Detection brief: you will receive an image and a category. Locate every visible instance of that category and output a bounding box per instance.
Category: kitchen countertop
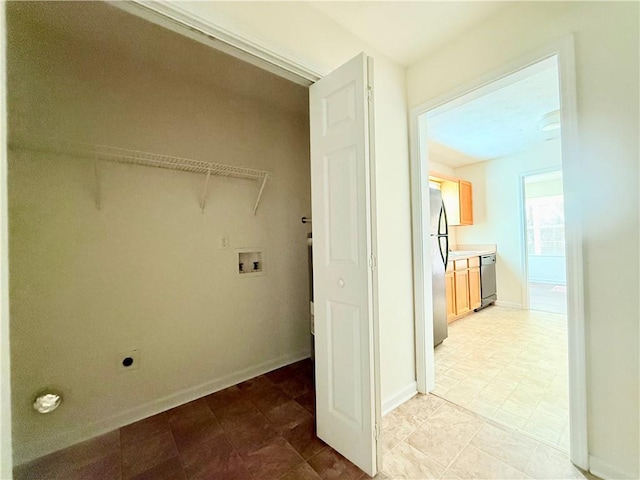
[448,249,496,261]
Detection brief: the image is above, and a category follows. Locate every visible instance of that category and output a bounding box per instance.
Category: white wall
[454,140,562,308]
[1,2,15,477]
[8,13,311,464]
[408,2,639,477]
[428,161,455,177]
[370,56,416,410]
[173,2,417,408]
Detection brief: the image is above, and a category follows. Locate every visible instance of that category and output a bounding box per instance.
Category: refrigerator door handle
[437,234,449,268]
[444,235,449,268]
[437,200,450,267]
[438,236,446,266]
[439,201,449,236]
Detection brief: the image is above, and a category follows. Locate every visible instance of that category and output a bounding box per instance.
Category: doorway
[523,170,567,314]
[424,56,572,452]
[409,41,588,469]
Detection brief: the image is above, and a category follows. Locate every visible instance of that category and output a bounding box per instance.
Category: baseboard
[589,454,638,480]
[14,350,310,466]
[382,381,418,416]
[494,300,523,309]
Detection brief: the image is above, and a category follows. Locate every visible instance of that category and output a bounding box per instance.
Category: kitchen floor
[433,306,570,451]
[14,359,372,480]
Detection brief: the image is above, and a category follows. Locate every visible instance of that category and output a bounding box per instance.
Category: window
[526,195,565,256]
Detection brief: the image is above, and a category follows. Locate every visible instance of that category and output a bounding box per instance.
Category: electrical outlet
[220,234,229,250]
[118,350,139,372]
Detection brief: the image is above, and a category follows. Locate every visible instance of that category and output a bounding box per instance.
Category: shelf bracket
[252,174,268,216]
[200,168,212,212]
[94,155,102,210]
[12,140,271,215]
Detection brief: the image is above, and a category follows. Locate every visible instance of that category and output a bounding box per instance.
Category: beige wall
[427,160,455,178]
[453,140,562,308]
[8,13,311,464]
[408,2,639,477]
[1,2,15,477]
[173,2,418,409]
[370,58,416,410]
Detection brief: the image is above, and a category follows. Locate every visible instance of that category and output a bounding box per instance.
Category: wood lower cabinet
[454,269,470,316]
[468,266,481,310]
[445,271,456,321]
[446,255,482,322]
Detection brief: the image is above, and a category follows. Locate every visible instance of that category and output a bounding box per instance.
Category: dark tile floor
[14,359,373,480]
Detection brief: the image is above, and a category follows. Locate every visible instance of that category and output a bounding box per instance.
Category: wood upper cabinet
[428,173,473,226]
[458,180,473,225]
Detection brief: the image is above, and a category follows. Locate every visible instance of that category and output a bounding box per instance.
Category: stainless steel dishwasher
[476,253,497,311]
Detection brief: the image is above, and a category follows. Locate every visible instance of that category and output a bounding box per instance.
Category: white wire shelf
[10,140,270,215]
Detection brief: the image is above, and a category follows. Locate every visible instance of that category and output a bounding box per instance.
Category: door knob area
[337,278,345,288]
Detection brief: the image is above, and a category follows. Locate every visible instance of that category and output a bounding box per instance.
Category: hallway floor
[434,306,570,451]
[381,393,594,479]
[14,359,371,480]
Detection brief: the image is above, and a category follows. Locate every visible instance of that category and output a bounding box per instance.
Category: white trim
[409,35,588,470]
[409,108,435,394]
[555,36,589,472]
[365,56,383,474]
[0,2,14,477]
[494,301,524,310]
[13,351,310,466]
[589,455,636,480]
[518,165,564,312]
[110,1,323,86]
[381,382,418,416]
[518,171,529,311]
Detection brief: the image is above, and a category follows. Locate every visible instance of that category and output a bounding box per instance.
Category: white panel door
[309,53,378,475]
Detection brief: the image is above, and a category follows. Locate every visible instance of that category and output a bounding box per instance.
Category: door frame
[113,1,322,86]
[408,35,588,470]
[518,166,565,312]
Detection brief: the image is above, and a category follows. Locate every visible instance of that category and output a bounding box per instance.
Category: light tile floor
[529,282,567,315]
[433,306,570,451]
[381,394,595,480]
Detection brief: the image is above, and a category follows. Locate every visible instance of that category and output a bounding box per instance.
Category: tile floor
[381,394,595,479]
[434,306,570,451]
[528,282,567,315]
[14,359,373,480]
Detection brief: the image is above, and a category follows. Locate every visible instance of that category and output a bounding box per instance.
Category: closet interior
[8,1,317,473]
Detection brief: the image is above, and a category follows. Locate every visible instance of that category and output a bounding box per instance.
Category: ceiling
[427,57,561,164]
[309,1,510,66]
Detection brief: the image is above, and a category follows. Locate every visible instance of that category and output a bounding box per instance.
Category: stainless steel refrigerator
[430,188,449,346]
